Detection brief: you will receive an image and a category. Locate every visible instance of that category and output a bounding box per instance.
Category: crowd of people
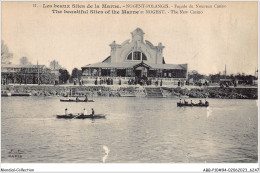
[94,77,114,85]
[74,77,194,87]
[71,77,210,87]
[73,79,84,86]
[127,76,163,86]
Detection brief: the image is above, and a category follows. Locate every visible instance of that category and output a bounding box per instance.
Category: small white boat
[1,92,11,96]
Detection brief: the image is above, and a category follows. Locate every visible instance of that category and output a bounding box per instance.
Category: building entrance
[135,70,142,78]
[135,66,148,78]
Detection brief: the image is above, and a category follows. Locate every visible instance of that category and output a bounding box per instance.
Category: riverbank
[161,87,257,99]
[1,84,258,99]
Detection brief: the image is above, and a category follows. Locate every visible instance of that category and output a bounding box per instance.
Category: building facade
[1,64,56,85]
[81,28,187,84]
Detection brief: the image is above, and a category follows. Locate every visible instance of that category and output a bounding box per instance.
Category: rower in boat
[83,108,87,116]
[177,99,209,107]
[65,108,68,116]
[91,108,95,117]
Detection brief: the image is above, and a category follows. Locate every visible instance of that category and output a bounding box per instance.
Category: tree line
[1,40,82,84]
[188,70,257,85]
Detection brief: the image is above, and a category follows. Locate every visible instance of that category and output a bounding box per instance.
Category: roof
[82,61,187,70]
[147,63,187,70]
[102,56,111,63]
[82,62,137,69]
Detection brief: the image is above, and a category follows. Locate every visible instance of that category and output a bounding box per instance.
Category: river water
[1,97,258,163]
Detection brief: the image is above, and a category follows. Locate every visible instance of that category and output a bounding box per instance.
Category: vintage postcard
[1,0,259,172]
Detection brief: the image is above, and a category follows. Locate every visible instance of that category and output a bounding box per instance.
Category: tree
[71,68,82,80]
[188,71,204,82]
[49,60,62,70]
[59,69,70,84]
[19,57,32,66]
[209,73,221,83]
[1,40,13,65]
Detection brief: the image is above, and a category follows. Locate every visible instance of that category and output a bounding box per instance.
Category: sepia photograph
[1,0,259,172]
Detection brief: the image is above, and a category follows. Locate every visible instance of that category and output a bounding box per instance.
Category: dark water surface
[1,97,258,163]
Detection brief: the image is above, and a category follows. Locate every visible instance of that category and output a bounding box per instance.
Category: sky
[2,1,258,75]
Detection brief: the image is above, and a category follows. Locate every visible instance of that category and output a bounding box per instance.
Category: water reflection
[1,97,258,163]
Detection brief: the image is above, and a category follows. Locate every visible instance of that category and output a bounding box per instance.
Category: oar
[72,114,82,119]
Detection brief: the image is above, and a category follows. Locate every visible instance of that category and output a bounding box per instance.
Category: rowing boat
[120,94,136,97]
[177,102,209,107]
[56,114,106,119]
[11,93,32,96]
[1,92,31,96]
[60,99,94,102]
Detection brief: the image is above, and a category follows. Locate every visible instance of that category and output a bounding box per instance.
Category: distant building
[1,64,56,84]
[81,28,187,84]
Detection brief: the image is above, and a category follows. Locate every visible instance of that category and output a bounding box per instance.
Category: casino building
[81,28,187,84]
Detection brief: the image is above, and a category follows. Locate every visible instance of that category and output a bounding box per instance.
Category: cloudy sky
[2,1,258,75]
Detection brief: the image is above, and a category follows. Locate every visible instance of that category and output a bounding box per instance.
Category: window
[127,51,147,61]
[127,53,132,60]
[142,53,147,60]
[133,52,141,60]
[117,69,126,77]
